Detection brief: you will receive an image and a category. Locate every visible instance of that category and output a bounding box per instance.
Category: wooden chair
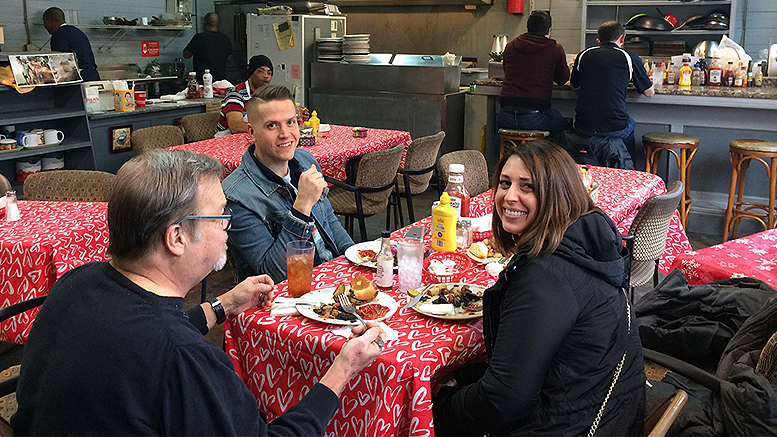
[437,150,490,198]
[23,170,115,202]
[0,174,10,195]
[392,131,445,227]
[180,112,220,143]
[643,132,699,229]
[326,145,405,242]
[644,389,688,437]
[131,125,184,154]
[626,181,683,301]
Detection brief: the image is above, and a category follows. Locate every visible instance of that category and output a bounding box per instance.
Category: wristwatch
[210,299,226,325]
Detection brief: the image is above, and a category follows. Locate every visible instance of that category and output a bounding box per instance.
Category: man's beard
[213,250,228,271]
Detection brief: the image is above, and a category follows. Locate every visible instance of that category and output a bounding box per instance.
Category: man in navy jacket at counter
[42,7,100,81]
[571,20,654,162]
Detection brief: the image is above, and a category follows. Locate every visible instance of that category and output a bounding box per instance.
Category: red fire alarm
[507,0,524,14]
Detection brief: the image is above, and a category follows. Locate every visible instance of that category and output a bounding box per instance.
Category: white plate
[344,241,397,269]
[296,287,398,325]
[320,124,330,132]
[411,283,485,320]
[466,247,500,265]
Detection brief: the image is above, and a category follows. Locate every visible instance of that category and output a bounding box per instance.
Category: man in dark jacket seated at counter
[570,20,654,168]
[10,149,384,435]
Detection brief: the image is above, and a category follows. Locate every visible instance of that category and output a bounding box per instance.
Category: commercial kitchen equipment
[247,13,346,106]
[310,54,465,155]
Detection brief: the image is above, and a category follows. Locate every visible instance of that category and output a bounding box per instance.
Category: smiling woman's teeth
[504,209,525,217]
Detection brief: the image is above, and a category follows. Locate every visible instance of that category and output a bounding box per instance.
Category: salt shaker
[5,191,20,223]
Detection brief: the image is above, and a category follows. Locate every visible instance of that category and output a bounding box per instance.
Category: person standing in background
[42,7,100,81]
[495,9,571,153]
[571,21,654,163]
[183,12,232,83]
[214,54,273,137]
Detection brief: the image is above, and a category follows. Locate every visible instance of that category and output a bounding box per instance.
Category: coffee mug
[43,129,65,145]
[30,129,44,145]
[22,133,39,147]
[0,134,5,140]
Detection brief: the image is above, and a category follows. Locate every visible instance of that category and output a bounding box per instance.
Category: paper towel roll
[769,44,777,77]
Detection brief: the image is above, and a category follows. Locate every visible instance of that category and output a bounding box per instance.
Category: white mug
[30,129,45,145]
[43,129,65,145]
[0,134,5,140]
[22,133,39,147]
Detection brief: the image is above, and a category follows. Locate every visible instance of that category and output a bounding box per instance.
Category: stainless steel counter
[88,98,222,120]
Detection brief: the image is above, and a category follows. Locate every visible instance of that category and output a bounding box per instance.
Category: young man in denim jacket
[222,85,353,282]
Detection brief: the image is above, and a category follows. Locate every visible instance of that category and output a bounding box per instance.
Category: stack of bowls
[343,34,371,64]
[317,38,344,63]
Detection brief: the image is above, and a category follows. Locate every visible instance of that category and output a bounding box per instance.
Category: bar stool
[643,132,699,229]
[498,129,549,159]
[723,139,777,242]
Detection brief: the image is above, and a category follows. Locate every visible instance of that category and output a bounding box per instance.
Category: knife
[401,285,428,310]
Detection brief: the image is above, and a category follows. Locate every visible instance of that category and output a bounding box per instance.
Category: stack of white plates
[343,34,370,64]
[317,38,343,63]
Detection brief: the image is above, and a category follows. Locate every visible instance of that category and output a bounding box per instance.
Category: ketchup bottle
[445,164,470,218]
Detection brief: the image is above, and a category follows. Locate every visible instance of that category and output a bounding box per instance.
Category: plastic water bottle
[202,69,213,98]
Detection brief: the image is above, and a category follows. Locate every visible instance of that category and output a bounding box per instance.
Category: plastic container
[678,62,692,89]
[203,69,213,98]
[708,57,722,86]
[41,153,65,171]
[16,157,41,183]
[423,251,471,283]
[445,164,470,218]
[397,239,423,294]
[308,110,321,140]
[431,192,457,252]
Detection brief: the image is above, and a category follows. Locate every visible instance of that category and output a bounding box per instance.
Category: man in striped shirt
[215,55,273,137]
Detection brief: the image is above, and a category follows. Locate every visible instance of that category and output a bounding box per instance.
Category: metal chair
[131,125,184,154]
[23,170,115,202]
[326,145,405,242]
[180,111,220,143]
[437,150,490,198]
[391,131,445,227]
[627,181,684,301]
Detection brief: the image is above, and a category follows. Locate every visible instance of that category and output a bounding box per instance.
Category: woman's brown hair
[490,140,594,258]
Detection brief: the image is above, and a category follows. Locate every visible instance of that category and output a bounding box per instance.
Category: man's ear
[246,122,256,143]
[618,34,626,45]
[164,224,187,256]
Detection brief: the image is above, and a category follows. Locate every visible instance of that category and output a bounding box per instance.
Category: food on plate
[312,301,390,322]
[427,258,459,275]
[419,284,483,312]
[407,288,421,298]
[469,238,505,261]
[357,249,376,262]
[350,275,378,301]
[418,303,455,315]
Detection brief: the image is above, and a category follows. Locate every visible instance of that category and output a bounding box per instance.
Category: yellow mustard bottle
[432,192,458,252]
[308,110,321,140]
[678,62,693,89]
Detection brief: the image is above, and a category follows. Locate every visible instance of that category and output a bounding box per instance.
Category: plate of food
[344,240,397,269]
[410,283,485,320]
[467,238,508,265]
[296,275,398,325]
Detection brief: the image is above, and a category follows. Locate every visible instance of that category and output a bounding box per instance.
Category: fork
[336,293,385,349]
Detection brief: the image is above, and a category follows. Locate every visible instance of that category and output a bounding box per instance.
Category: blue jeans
[493,107,573,164]
[575,116,637,161]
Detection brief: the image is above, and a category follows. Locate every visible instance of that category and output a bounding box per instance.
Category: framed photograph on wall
[109,125,133,154]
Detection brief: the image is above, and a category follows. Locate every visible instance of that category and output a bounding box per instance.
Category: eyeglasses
[176,206,232,231]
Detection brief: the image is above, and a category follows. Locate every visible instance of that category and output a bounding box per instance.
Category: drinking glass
[286,240,315,298]
[397,239,423,295]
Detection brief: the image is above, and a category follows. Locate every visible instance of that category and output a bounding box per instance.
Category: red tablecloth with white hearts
[670,229,777,287]
[224,165,692,437]
[0,201,109,343]
[468,166,692,273]
[169,125,411,181]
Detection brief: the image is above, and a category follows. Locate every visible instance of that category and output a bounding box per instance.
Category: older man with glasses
[11,149,385,435]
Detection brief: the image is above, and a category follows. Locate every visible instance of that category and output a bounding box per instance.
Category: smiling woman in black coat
[432,140,645,436]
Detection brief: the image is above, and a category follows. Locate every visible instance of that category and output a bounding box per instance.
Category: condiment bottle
[698,53,708,86]
[747,61,755,88]
[4,191,20,223]
[308,110,321,140]
[734,62,745,87]
[186,72,200,99]
[580,166,592,190]
[691,63,701,86]
[678,61,692,89]
[445,164,470,218]
[431,192,457,253]
[723,61,736,87]
[202,69,213,98]
[754,62,764,87]
[375,230,394,290]
[708,57,723,86]
[666,62,676,85]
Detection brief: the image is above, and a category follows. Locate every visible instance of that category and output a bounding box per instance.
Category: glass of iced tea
[286,240,315,298]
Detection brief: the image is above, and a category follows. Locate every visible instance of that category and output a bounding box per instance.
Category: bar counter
[471,78,777,238]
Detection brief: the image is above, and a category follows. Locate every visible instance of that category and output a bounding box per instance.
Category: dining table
[168,125,412,181]
[0,201,109,344]
[224,165,692,437]
[670,229,777,287]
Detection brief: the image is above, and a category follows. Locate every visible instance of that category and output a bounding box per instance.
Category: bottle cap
[205,69,210,73]
[440,192,451,205]
[449,163,465,173]
[381,230,390,238]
